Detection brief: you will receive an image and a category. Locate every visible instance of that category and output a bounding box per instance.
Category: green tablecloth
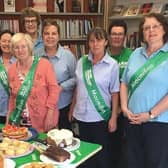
[0,124,102,167]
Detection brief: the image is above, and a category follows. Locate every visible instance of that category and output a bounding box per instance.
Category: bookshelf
[108,0,168,49]
[0,0,108,58]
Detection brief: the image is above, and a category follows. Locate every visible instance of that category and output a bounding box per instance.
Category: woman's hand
[122,108,144,124]
[68,109,74,122]
[122,108,135,120]
[108,117,117,132]
[129,112,150,124]
[123,108,150,124]
[44,109,56,132]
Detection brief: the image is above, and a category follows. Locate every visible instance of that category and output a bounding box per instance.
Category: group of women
[0,7,168,168]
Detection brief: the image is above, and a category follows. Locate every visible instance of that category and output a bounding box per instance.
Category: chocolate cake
[43,145,70,162]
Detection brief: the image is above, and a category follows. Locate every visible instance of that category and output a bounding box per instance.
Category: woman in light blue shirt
[37,19,76,130]
[0,30,15,123]
[69,27,120,168]
[121,13,168,168]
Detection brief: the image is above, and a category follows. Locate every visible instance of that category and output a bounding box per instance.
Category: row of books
[111,3,168,17]
[0,19,19,32]
[53,19,94,39]
[0,18,94,39]
[2,0,102,13]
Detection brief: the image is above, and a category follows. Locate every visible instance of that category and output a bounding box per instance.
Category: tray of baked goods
[0,124,38,141]
[0,137,34,158]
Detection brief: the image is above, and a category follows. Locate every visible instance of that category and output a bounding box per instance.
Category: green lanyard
[10,56,40,125]
[82,55,111,121]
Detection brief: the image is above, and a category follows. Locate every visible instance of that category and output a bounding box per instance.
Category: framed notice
[4,0,15,12]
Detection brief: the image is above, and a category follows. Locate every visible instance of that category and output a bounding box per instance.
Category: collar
[43,44,62,59]
[141,43,168,58]
[88,51,112,64]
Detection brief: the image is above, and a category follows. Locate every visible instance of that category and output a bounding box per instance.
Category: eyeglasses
[14,45,27,51]
[24,19,37,25]
[110,32,125,37]
[143,24,162,32]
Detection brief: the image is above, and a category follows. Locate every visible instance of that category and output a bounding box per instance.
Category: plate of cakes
[40,145,75,166]
[1,124,38,141]
[46,129,80,151]
[0,137,34,158]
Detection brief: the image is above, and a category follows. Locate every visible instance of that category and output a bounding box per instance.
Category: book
[72,0,83,13]
[124,4,140,16]
[111,5,126,16]
[4,0,15,12]
[32,0,47,12]
[88,0,98,13]
[150,3,163,14]
[98,0,102,13]
[138,3,153,15]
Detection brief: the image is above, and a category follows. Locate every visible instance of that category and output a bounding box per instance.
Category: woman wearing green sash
[0,30,15,124]
[108,19,132,168]
[69,27,120,168]
[120,13,168,168]
[6,33,61,132]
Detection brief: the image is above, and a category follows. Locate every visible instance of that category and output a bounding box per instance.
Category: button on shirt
[38,45,76,109]
[73,52,120,122]
[0,56,15,116]
[121,43,168,123]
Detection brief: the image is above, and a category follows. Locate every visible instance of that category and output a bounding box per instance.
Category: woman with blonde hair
[6,33,60,132]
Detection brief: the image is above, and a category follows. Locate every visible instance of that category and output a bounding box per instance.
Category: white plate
[0,127,38,141]
[5,145,34,159]
[18,162,57,168]
[40,152,75,165]
[64,138,80,151]
[5,158,16,168]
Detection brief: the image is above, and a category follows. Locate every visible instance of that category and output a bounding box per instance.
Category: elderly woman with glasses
[20,7,44,55]
[120,13,168,168]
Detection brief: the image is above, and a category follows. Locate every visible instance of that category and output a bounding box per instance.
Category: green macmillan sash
[10,56,40,125]
[82,55,111,121]
[128,51,168,101]
[0,61,10,95]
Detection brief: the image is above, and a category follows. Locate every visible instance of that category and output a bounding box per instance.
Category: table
[0,125,102,168]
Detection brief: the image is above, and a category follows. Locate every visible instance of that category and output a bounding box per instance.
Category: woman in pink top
[6,33,60,132]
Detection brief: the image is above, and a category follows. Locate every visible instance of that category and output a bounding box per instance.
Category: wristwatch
[149,110,155,119]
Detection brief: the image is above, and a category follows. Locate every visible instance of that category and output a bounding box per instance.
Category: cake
[2,124,28,139]
[44,145,70,162]
[47,129,73,147]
